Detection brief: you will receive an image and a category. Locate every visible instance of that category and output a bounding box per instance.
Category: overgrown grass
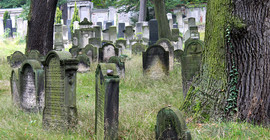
[0,39,269,139]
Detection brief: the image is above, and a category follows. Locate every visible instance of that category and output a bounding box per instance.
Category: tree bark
[139,0,147,22]
[229,0,270,125]
[26,0,58,56]
[153,0,172,40]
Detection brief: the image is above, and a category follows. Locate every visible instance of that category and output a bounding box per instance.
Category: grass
[0,38,269,139]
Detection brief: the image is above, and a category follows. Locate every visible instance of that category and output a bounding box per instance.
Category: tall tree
[26,0,58,55]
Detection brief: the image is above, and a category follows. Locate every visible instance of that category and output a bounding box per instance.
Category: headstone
[188,17,196,27]
[10,51,26,68]
[99,43,119,62]
[174,49,184,64]
[181,39,204,96]
[155,106,191,140]
[54,24,64,51]
[118,23,125,38]
[27,50,44,62]
[0,18,3,35]
[95,63,119,140]
[171,28,183,50]
[149,19,159,46]
[83,44,98,63]
[23,20,28,37]
[143,45,169,79]
[67,20,72,40]
[10,69,20,106]
[43,51,78,130]
[142,25,149,39]
[167,13,173,30]
[5,19,13,37]
[102,29,110,41]
[156,38,174,70]
[94,25,102,38]
[20,60,44,112]
[115,39,127,50]
[109,26,117,43]
[124,26,134,46]
[62,25,68,47]
[131,43,146,55]
[173,23,178,29]
[77,53,90,73]
[79,18,93,29]
[97,22,103,29]
[78,20,95,48]
[108,56,125,78]
[17,18,24,37]
[105,21,113,30]
[135,22,143,40]
[190,26,200,40]
[89,38,102,48]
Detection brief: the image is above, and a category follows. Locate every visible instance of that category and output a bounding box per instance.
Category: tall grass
[0,39,269,139]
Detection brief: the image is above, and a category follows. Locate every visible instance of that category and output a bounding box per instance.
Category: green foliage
[55,7,62,24]
[92,0,117,8]
[18,0,30,20]
[70,2,80,33]
[0,0,27,8]
[3,11,10,28]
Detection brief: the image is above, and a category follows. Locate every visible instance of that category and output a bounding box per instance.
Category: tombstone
[173,23,178,29]
[10,51,27,68]
[10,69,20,107]
[131,43,146,55]
[62,25,68,47]
[105,21,113,30]
[89,37,102,48]
[17,18,24,37]
[181,38,204,96]
[143,45,169,79]
[149,19,159,46]
[171,29,183,50]
[190,26,200,40]
[19,60,45,112]
[79,18,93,29]
[167,13,173,30]
[142,25,149,39]
[109,26,117,43]
[66,20,72,40]
[23,20,28,37]
[135,22,143,40]
[108,56,125,78]
[27,50,44,62]
[94,25,102,38]
[155,106,191,140]
[43,50,79,130]
[102,29,110,41]
[54,24,64,51]
[72,30,80,47]
[99,43,119,62]
[77,53,90,73]
[188,17,196,27]
[97,22,103,29]
[118,23,125,38]
[124,26,135,46]
[82,44,98,63]
[78,19,95,48]
[5,19,13,37]
[102,40,113,46]
[156,38,174,70]
[115,39,127,55]
[174,49,184,64]
[0,18,3,36]
[95,63,119,140]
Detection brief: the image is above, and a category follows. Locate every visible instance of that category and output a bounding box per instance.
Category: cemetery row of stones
[7,18,203,139]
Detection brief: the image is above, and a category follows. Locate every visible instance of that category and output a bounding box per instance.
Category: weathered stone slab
[19,60,44,112]
[99,43,119,63]
[83,44,98,63]
[124,26,134,46]
[89,37,102,48]
[54,24,64,51]
[43,51,78,130]
[118,23,125,38]
[131,43,146,55]
[174,49,184,64]
[10,69,20,107]
[155,106,191,140]
[115,39,127,50]
[10,51,26,68]
[109,26,117,43]
[94,26,102,38]
[95,63,119,140]
[77,53,90,73]
[181,38,204,96]
[149,19,159,46]
[27,50,43,61]
[108,56,125,78]
[156,38,174,71]
[143,45,169,79]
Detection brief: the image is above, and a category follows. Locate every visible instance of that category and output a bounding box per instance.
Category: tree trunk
[229,0,270,125]
[153,0,172,40]
[26,0,58,56]
[139,0,147,22]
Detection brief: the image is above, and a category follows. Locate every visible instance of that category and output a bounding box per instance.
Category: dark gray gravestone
[95,63,119,140]
[66,20,72,40]
[77,53,90,73]
[143,45,169,79]
[105,21,113,30]
[97,22,103,29]
[5,19,13,37]
[94,26,101,38]
[156,38,175,71]
[89,38,101,48]
[43,51,79,130]
[155,106,191,140]
[10,51,26,68]
[108,56,125,78]
[83,44,98,63]
[149,19,159,46]
[171,28,180,42]
[99,43,119,63]
[131,43,146,55]
[174,49,184,63]
[20,60,44,112]
[181,38,204,96]
[118,23,125,38]
[10,69,20,107]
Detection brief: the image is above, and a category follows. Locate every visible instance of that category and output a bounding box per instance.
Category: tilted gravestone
[156,38,175,71]
[118,23,125,38]
[77,53,90,73]
[135,22,143,40]
[131,43,146,55]
[10,69,20,107]
[181,38,204,96]
[108,56,125,78]
[99,43,119,63]
[143,45,169,79]
[95,63,120,140]
[149,19,159,46]
[19,60,45,112]
[174,49,184,64]
[82,44,98,63]
[155,106,191,140]
[89,37,102,48]
[10,51,27,68]
[43,51,79,130]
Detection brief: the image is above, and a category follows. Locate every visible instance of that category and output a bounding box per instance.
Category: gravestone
[20,60,44,112]
[124,26,135,46]
[171,29,183,50]
[188,17,196,27]
[10,51,27,68]
[155,106,191,140]
[156,38,175,70]
[43,51,78,130]
[97,22,102,29]
[17,18,23,36]
[66,20,72,40]
[94,25,101,38]
[173,23,178,29]
[62,25,68,47]
[181,38,204,96]
[109,26,117,43]
[142,25,149,39]
[27,50,44,62]
[167,13,173,30]
[189,26,200,40]
[54,24,64,51]
[99,43,119,62]
[115,39,127,50]
[89,38,102,48]
[143,45,169,79]
[135,22,143,40]
[105,21,113,30]
[174,49,184,63]
[131,43,146,55]
[108,56,125,78]
[102,29,110,41]
[77,53,90,73]
[5,19,13,37]
[118,23,125,38]
[82,44,98,63]
[10,69,20,106]
[78,19,95,48]
[95,63,119,140]
[149,19,159,46]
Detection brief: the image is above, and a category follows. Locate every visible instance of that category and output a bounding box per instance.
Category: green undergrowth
[0,39,269,139]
